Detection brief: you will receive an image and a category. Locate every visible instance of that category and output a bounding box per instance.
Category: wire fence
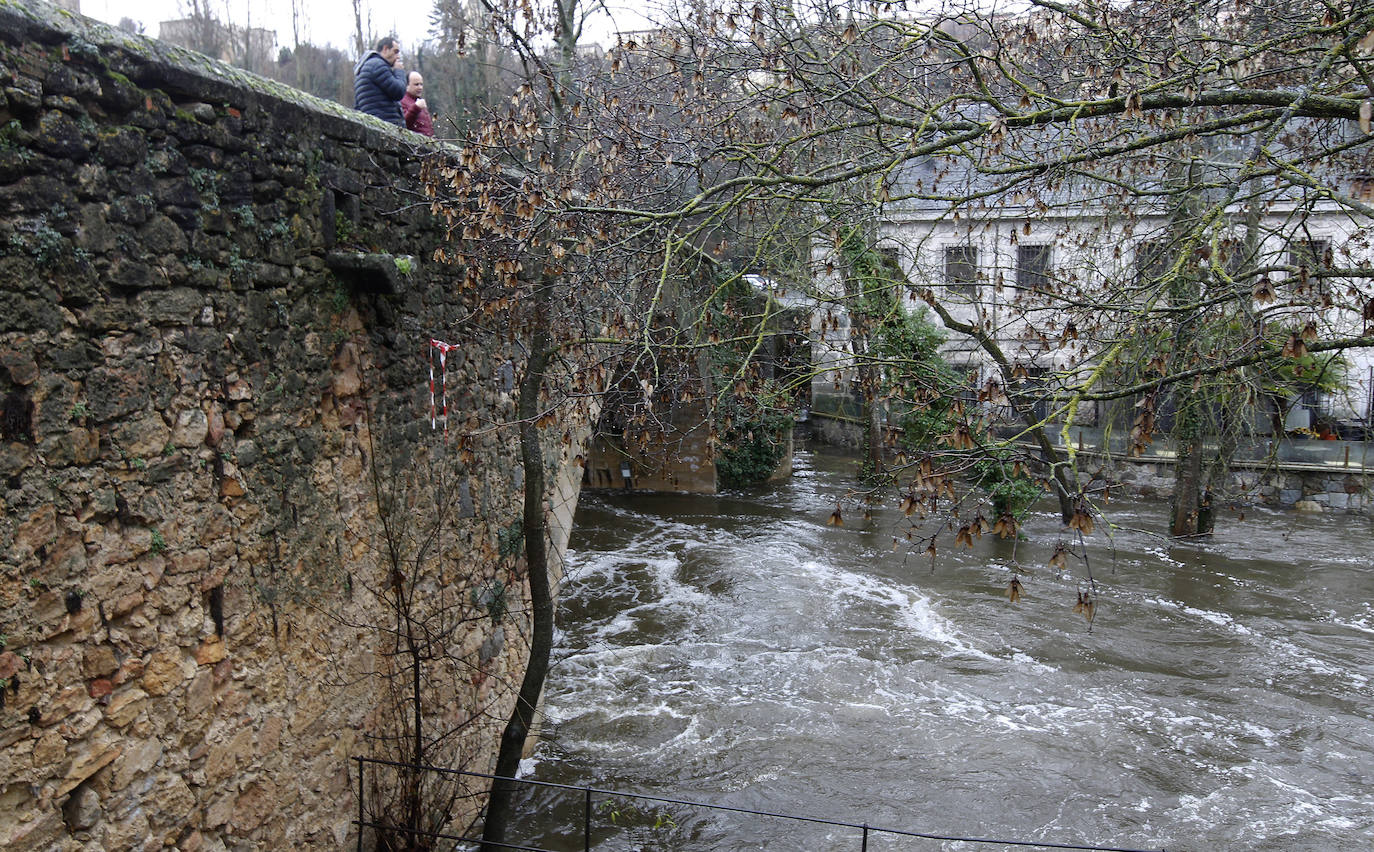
[353,756,1167,852]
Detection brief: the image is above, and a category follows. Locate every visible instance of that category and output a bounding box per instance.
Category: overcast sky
[81,0,644,54]
[81,0,418,52]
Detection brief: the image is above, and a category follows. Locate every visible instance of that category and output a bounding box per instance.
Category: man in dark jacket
[353,37,405,126]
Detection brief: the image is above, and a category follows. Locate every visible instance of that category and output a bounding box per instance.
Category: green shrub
[715,403,793,488]
[971,456,1042,518]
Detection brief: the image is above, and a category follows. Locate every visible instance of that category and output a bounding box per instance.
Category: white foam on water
[1140,595,1255,635]
[543,481,1374,850]
[1264,636,1370,687]
[1008,650,1057,673]
[788,557,995,661]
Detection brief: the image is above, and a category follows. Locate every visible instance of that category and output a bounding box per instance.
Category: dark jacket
[353,52,405,125]
[401,93,434,137]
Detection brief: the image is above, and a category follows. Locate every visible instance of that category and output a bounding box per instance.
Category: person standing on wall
[402,71,434,137]
[353,37,405,126]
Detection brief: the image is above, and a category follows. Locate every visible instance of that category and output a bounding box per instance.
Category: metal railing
[353,756,1166,852]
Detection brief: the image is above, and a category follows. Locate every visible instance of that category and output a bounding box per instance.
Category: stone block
[82,645,119,679]
[195,638,227,666]
[112,657,144,686]
[113,413,171,459]
[0,343,39,386]
[104,688,147,729]
[39,684,92,726]
[86,363,151,421]
[13,503,57,563]
[42,426,101,465]
[112,737,162,790]
[141,649,186,697]
[152,772,197,827]
[203,733,245,786]
[230,779,277,833]
[0,651,22,680]
[34,728,67,766]
[173,408,209,448]
[57,706,102,742]
[172,547,211,578]
[219,464,246,498]
[62,783,103,832]
[99,808,151,851]
[185,669,214,719]
[3,810,65,851]
[59,739,121,796]
[205,792,234,828]
[256,716,283,757]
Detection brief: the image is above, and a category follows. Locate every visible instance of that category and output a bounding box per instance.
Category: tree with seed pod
[421,1,1374,836]
[549,0,1374,544]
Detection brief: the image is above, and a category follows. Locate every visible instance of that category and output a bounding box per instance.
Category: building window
[944,245,978,296]
[1288,239,1330,295]
[1016,244,1051,292]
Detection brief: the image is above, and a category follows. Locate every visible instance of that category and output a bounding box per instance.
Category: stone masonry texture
[0,2,587,848]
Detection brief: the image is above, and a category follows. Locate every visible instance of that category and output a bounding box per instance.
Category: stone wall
[584,401,717,493]
[0,2,588,849]
[1088,455,1373,515]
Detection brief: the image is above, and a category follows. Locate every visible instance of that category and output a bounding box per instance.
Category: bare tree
[352,0,369,58]
[556,0,1374,540]
[413,0,1374,838]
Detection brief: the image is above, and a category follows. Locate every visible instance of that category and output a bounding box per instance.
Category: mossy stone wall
[0,2,582,848]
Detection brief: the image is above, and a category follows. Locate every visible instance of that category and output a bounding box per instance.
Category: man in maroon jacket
[402,71,435,137]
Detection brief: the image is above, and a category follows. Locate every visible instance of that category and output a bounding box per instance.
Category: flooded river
[516,440,1374,851]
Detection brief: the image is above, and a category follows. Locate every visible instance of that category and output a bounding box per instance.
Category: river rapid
[516,440,1374,851]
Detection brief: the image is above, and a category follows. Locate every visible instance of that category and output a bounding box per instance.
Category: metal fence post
[584,786,593,852]
[861,823,868,852]
[356,757,364,852]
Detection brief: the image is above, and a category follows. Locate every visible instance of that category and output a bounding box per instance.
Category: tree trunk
[921,294,1076,523]
[481,333,554,851]
[1025,418,1077,524]
[857,359,884,481]
[1170,437,1206,536]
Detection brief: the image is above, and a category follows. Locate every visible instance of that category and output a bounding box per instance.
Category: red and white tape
[429,338,458,437]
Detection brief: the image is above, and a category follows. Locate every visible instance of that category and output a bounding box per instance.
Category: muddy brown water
[511,441,1374,851]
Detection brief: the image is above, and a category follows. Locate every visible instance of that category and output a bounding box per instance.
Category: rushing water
[515,440,1374,851]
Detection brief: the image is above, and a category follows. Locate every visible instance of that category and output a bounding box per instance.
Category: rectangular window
[1016,244,1051,292]
[944,245,978,296]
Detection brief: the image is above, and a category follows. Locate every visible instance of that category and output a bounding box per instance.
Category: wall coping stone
[2,0,449,157]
